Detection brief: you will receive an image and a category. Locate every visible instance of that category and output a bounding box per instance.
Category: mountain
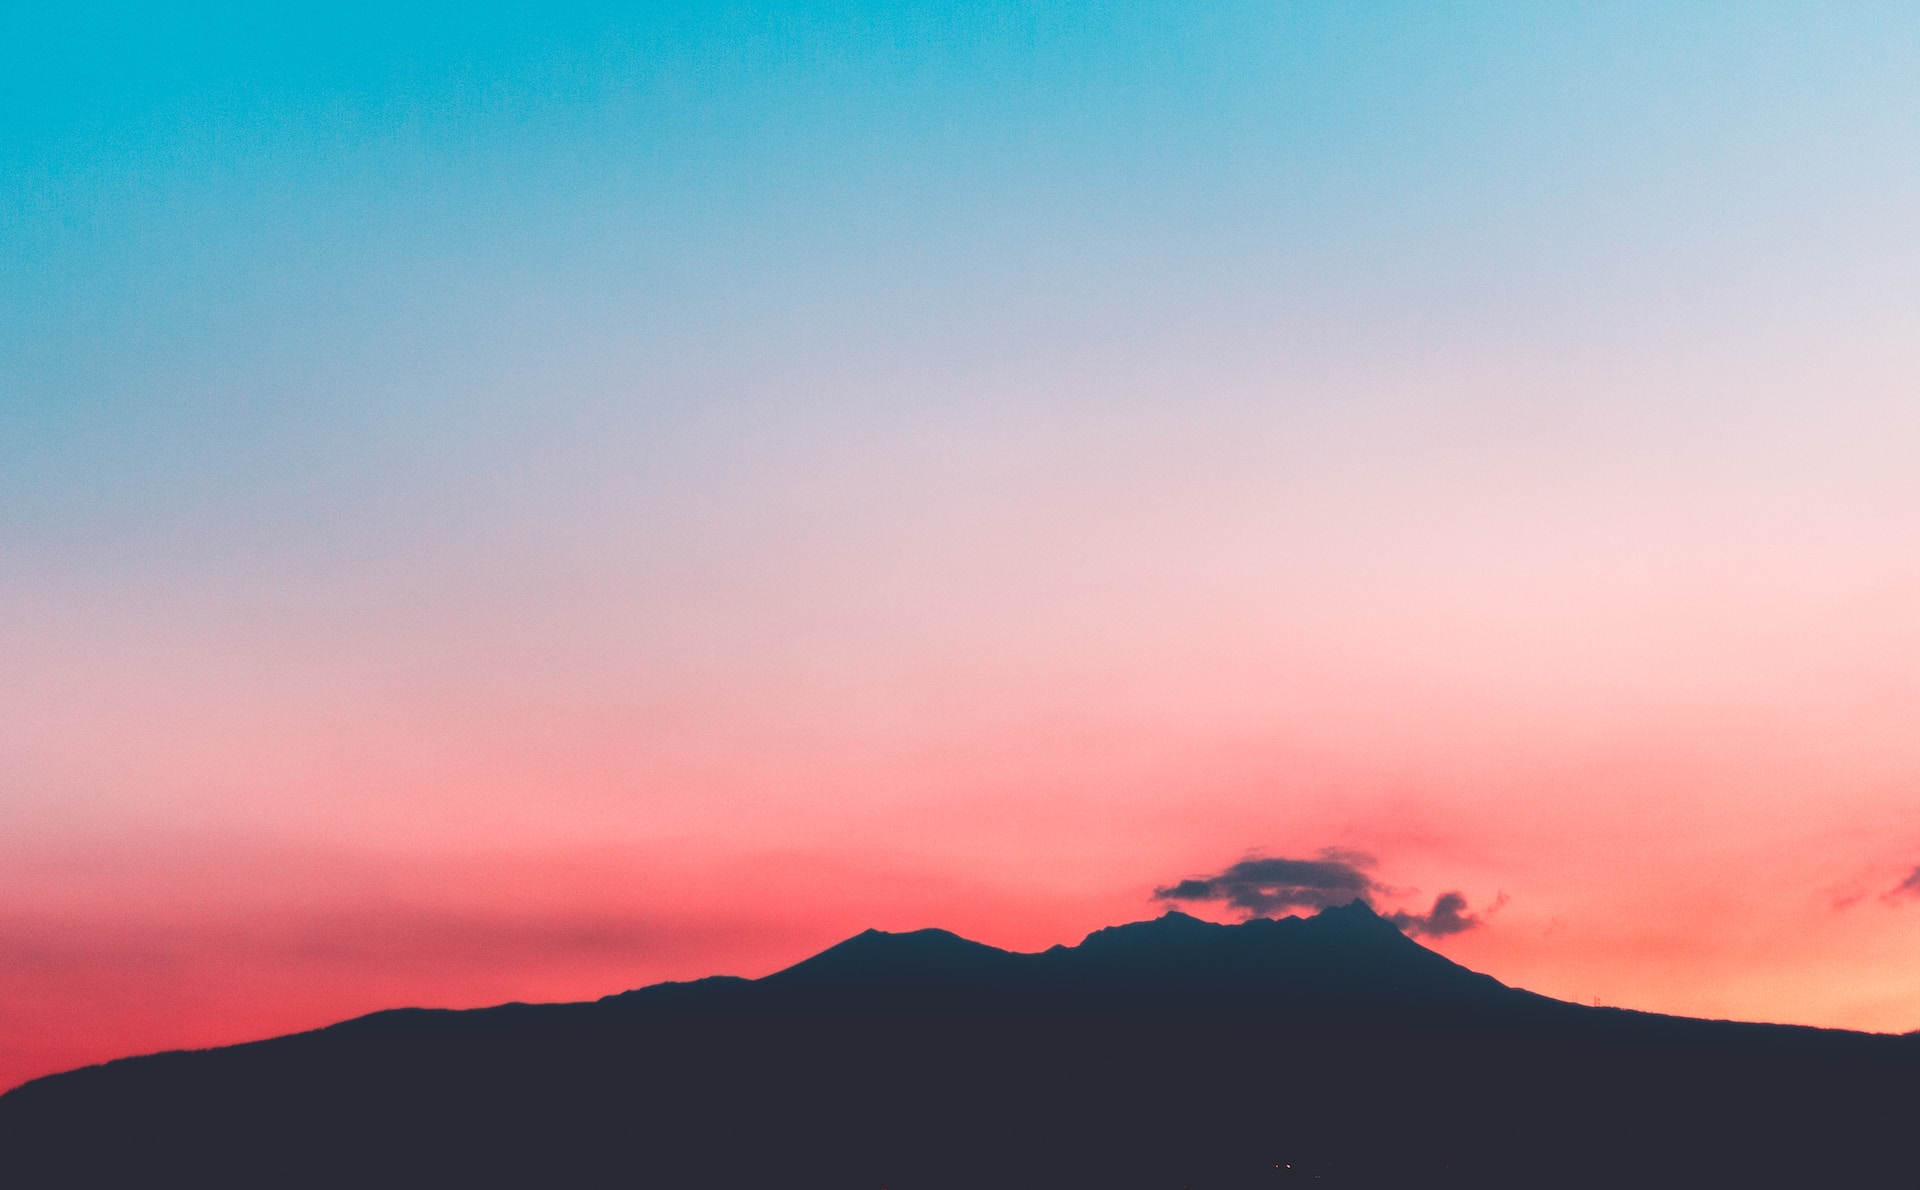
[3,903,1915,1188]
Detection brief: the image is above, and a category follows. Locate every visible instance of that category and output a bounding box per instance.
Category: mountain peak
[1072,899,1401,950]
[1308,897,1406,933]
[1070,907,1227,949]
[763,924,1016,989]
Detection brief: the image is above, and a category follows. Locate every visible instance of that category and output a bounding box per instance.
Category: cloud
[1154,849,1385,916]
[1886,866,1920,902]
[1388,891,1480,938]
[1155,850,1489,938]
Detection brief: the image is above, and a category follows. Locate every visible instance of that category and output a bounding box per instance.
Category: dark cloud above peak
[1388,891,1480,938]
[1154,849,1383,916]
[1155,850,1489,938]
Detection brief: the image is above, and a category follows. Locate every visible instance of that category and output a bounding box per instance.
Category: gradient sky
[6,1,1920,1090]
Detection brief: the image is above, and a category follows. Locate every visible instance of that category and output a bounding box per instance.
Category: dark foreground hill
[4,903,1916,1189]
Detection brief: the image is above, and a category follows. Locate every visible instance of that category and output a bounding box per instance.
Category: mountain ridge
[4,902,1916,1188]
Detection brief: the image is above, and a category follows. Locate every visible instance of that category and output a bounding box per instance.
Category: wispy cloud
[1884,866,1920,903]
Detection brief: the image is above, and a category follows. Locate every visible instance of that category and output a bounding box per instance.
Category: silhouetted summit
[4,903,1916,1189]
[761,924,1022,990]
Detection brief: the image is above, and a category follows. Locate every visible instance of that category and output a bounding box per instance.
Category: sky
[4,1,1920,1090]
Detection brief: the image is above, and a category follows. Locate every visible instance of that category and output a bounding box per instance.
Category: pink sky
[7,331,1920,1090]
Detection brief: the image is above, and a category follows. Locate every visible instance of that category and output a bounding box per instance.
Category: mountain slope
[3,903,1915,1188]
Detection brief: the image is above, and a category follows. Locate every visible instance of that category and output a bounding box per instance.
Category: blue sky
[6,2,1915,581]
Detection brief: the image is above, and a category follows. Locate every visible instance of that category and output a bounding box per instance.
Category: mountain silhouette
[4,903,1916,1188]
